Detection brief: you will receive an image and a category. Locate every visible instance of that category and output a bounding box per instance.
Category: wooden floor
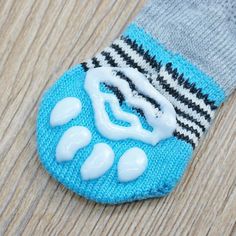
[0,0,236,235]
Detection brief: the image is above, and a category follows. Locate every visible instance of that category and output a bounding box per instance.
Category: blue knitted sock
[36,1,236,204]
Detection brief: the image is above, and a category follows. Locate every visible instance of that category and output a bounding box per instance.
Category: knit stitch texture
[37,23,226,204]
[135,0,236,96]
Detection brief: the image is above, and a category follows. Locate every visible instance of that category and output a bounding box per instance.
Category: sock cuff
[122,23,225,106]
[135,0,236,96]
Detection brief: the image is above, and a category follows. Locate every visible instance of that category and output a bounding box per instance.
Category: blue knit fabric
[36,24,225,204]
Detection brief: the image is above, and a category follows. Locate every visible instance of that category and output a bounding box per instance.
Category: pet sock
[36,0,236,204]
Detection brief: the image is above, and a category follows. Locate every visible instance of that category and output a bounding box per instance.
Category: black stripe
[176,119,201,138]
[133,107,145,117]
[122,36,218,111]
[174,131,195,148]
[104,83,146,117]
[101,51,118,67]
[151,74,212,122]
[92,57,101,67]
[115,70,162,112]
[81,62,89,71]
[175,107,206,132]
[110,44,148,74]
[103,83,125,104]
[121,36,161,72]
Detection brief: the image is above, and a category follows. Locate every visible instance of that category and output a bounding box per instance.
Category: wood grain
[0,1,235,235]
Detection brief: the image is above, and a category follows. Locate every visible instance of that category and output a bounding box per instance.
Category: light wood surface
[0,1,235,235]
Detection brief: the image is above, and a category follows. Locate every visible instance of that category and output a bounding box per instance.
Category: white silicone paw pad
[49,66,176,182]
[80,143,114,180]
[56,126,91,162]
[50,97,82,127]
[50,96,148,182]
[118,148,148,182]
[84,67,176,145]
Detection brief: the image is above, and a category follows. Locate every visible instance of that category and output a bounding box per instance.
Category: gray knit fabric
[135,0,236,96]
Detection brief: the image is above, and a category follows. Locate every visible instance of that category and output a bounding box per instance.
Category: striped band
[81,25,224,149]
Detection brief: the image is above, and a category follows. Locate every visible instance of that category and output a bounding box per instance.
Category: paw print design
[50,67,176,181]
[37,65,181,203]
[50,96,148,182]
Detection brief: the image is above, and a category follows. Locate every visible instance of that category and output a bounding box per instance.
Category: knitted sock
[36,0,236,204]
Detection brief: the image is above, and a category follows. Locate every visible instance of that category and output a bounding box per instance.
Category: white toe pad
[56,126,91,162]
[118,147,148,182]
[50,97,82,127]
[80,143,114,180]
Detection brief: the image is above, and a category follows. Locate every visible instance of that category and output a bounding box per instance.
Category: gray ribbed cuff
[135,0,236,96]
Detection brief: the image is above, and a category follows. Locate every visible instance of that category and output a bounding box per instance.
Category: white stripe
[84,58,94,68]
[94,53,110,67]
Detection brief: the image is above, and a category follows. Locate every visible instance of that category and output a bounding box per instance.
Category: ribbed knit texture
[135,0,236,96]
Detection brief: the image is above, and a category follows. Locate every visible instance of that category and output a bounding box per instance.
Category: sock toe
[37,65,193,204]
